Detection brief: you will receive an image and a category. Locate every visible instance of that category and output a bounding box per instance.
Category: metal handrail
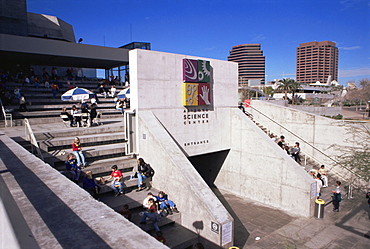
[0,98,9,127]
[24,118,44,161]
[248,104,362,180]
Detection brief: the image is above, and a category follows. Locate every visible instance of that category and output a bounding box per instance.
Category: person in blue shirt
[65,153,81,182]
[83,171,100,200]
[157,191,179,215]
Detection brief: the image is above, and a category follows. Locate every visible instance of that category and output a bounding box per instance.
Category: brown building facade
[296,41,338,84]
[228,44,265,85]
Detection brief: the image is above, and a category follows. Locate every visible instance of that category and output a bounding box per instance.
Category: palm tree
[290,80,302,104]
[277,78,294,100]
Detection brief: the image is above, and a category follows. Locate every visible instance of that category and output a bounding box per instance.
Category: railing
[0,98,12,127]
[24,118,44,161]
[247,104,362,181]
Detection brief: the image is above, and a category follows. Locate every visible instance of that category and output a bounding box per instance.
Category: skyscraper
[228,44,265,85]
[296,41,338,85]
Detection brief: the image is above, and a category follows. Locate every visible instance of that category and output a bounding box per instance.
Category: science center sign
[182,58,212,106]
[182,58,212,147]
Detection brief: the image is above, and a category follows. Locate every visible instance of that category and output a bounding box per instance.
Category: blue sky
[27,0,369,85]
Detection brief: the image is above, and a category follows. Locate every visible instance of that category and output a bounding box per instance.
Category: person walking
[332,181,342,212]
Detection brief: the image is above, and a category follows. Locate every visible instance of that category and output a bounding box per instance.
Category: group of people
[63,146,179,241]
[309,165,342,212]
[61,98,98,127]
[139,190,179,240]
[272,134,301,163]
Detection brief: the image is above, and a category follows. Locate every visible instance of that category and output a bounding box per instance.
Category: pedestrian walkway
[215,186,369,249]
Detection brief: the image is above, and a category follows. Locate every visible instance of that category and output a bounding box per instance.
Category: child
[140,199,160,232]
[157,191,179,215]
[72,137,86,167]
[119,204,132,221]
[154,231,166,244]
[105,165,124,197]
[65,153,81,182]
[82,171,100,200]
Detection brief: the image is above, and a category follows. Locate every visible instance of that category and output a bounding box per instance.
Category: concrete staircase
[2,80,125,124]
[2,79,198,248]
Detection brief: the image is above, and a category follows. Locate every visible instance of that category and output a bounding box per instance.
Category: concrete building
[228,44,265,85]
[0,0,75,42]
[296,41,339,85]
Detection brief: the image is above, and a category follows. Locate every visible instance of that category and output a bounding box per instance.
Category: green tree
[277,78,294,100]
[263,86,274,97]
[290,80,302,104]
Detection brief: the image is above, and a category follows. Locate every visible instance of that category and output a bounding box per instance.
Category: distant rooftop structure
[0,0,75,42]
[119,42,151,50]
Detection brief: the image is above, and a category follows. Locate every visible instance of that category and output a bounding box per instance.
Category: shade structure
[117,87,130,99]
[61,87,93,101]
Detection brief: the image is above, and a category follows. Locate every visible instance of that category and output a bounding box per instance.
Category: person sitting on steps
[139,198,160,232]
[72,137,86,168]
[157,191,179,215]
[65,153,81,183]
[136,158,154,192]
[105,165,124,197]
[143,192,157,210]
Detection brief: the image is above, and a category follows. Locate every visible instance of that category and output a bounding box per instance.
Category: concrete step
[100,185,158,211]
[7,102,120,110]
[39,131,126,152]
[160,223,199,249]
[94,173,138,195]
[31,123,124,139]
[22,114,124,124]
[44,143,127,167]
[56,156,137,174]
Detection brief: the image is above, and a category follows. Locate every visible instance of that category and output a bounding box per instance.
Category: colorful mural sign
[183,58,211,106]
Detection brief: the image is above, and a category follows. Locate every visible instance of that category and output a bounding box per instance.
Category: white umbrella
[117,87,130,99]
[61,87,93,101]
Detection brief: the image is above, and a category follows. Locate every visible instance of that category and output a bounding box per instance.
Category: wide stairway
[2,79,198,249]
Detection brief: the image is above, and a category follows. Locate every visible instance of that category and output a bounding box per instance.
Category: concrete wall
[214,109,315,217]
[250,100,368,181]
[263,99,342,116]
[130,49,238,157]
[138,111,233,248]
[130,49,236,247]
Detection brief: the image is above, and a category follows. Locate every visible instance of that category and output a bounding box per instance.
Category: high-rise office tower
[228,44,265,85]
[296,41,338,84]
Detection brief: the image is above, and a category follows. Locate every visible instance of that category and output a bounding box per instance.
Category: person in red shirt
[140,198,160,231]
[72,137,86,167]
[105,165,124,197]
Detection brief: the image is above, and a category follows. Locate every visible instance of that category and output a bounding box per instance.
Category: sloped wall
[138,111,234,248]
[250,100,368,181]
[214,109,315,217]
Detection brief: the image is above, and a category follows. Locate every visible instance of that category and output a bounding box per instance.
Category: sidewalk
[216,186,369,249]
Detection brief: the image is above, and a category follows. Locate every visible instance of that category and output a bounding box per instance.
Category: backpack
[145,164,155,177]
